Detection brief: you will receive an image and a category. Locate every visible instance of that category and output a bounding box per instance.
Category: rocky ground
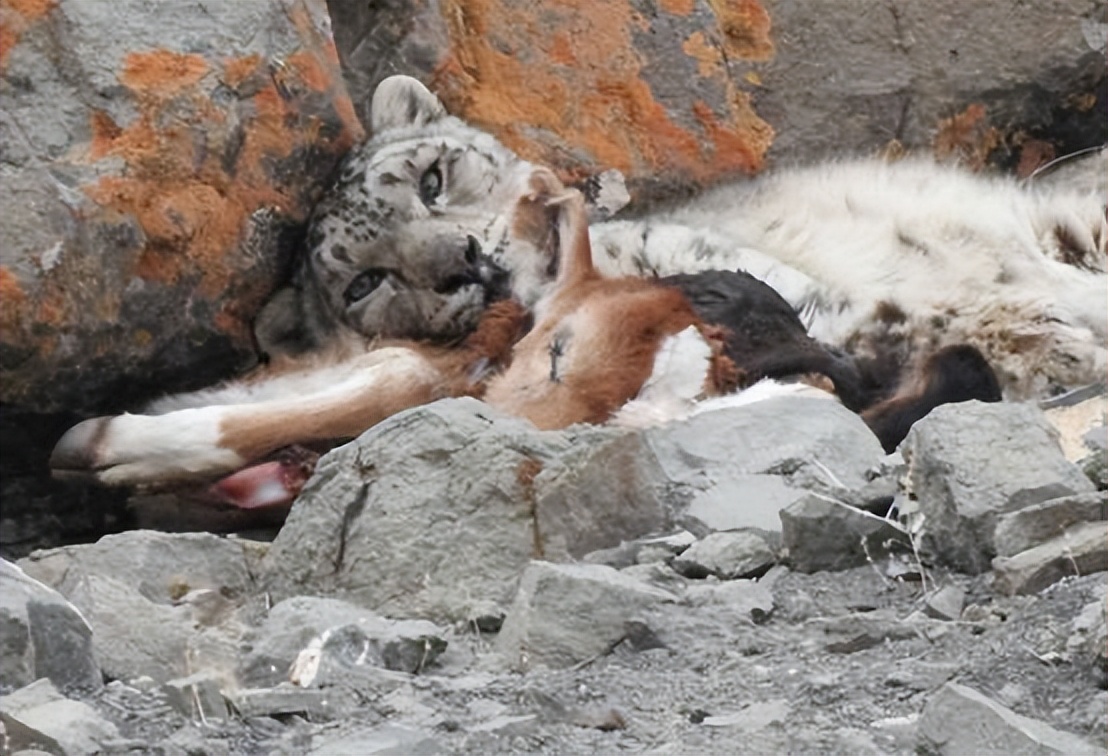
[2,393,1105,755]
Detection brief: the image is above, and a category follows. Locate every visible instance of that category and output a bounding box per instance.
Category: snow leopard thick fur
[262,75,1107,400]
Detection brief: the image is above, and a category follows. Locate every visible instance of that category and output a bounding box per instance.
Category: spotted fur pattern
[286,77,1106,399]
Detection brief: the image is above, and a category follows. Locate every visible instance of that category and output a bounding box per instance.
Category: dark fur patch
[874,300,908,324]
[862,344,1002,452]
[665,269,1002,452]
[663,270,874,411]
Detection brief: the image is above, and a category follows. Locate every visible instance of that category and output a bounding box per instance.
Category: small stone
[465,601,506,634]
[239,596,448,688]
[568,706,628,731]
[0,559,101,695]
[583,531,696,569]
[918,681,1100,755]
[701,699,790,730]
[818,609,936,653]
[994,491,1107,557]
[307,723,443,755]
[992,521,1108,595]
[686,579,775,624]
[163,672,227,721]
[672,531,777,579]
[780,494,905,573]
[922,585,965,621]
[226,684,357,721]
[0,678,119,755]
[495,561,675,670]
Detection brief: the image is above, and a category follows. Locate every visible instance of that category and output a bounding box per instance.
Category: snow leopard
[270,75,1107,400]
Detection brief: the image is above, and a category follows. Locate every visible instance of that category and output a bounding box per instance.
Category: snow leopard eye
[419,162,443,205]
[344,268,388,305]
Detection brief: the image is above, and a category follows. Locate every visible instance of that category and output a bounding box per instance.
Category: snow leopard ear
[370,75,447,133]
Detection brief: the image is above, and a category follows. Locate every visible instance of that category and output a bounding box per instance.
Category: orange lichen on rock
[88,110,124,160]
[693,96,770,175]
[0,266,27,330]
[0,0,57,70]
[933,103,1002,170]
[683,31,724,78]
[433,0,773,185]
[222,54,264,90]
[660,0,696,15]
[120,50,210,100]
[287,50,331,92]
[707,0,774,61]
[76,20,363,314]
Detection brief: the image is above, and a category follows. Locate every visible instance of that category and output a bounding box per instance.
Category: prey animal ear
[370,75,447,134]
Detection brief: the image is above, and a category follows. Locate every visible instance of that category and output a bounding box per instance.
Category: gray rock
[671,531,778,579]
[917,681,1100,755]
[0,679,119,756]
[240,596,447,688]
[816,609,946,654]
[163,672,227,722]
[19,530,255,606]
[682,474,808,533]
[684,579,775,624]
[646,398,886,534]
[49,573,194,684]
[701,698,790,730]
[326,1,1102,198]
[583,531,696,569]
[0,559,100,695]
[1068,599,1107,674]
[17,531,256,684]
[225,684,358,721]
[904,401,1095,574]
[994,491,1107,557]
[992,521,1108,595]
[263,399,676,621]
[495,561,676,670]
[780,494,907,573]
[922,584,966,622]
[1,0,362,413]
[308,723,444,756]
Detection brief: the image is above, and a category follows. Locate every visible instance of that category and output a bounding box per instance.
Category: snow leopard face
[259,76,560,354]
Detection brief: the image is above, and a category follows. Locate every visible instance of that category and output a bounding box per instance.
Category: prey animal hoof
[50,416,111,480]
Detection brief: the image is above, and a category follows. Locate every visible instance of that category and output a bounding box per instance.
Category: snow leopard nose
[434,236,501,295]
[464,235,480,265]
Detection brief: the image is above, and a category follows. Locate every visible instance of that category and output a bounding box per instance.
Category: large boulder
[903,401,1095,574]
[261,398,677,622]
[1,0,363,414]
[643,396,886,535]
[326,0,1105,199]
